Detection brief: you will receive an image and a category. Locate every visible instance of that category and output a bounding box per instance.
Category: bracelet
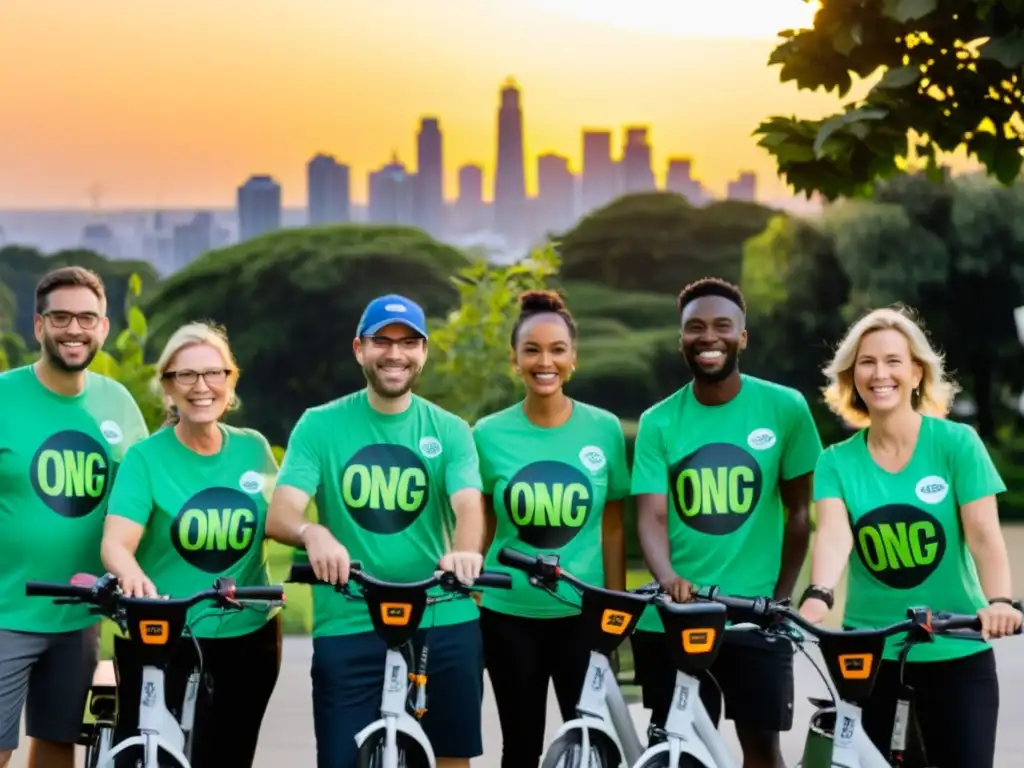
[988,597,1015,606]
[799,584,835,610]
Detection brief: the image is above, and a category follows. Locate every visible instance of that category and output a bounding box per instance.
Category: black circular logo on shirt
[340,444,429,534]
[30,430,111,518]
[669,443,762,536]
[171,488,259,573]
[852,504,946,589]
[502,461,594,549]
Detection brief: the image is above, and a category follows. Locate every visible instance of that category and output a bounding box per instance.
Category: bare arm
[482,496,497,555]
[451,487,487,554]
[602,499,626,592]
[265,485,316,546]
[101,516,146,579]
[962,495,1015,600]
[775,472,813,600]
[636,493,676,584]
[808,499,854,590]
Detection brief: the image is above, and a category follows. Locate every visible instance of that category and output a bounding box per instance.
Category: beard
[363,360,422,398]
[42,333,99,373]
[683,346,740,383]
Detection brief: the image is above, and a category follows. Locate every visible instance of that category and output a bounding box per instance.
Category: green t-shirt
[0,365,149,632]
[106,424,279,639]
[474,400,631,618]
[277,390,483,638]
[814,416,1004,662]
[631,374,822,632]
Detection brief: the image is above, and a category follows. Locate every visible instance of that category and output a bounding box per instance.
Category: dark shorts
[861,648,998,768]
[631,627,795,733]
[0,625,100,751]
[311,618,484,768]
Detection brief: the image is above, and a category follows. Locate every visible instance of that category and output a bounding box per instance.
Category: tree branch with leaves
[757,0,1024,200]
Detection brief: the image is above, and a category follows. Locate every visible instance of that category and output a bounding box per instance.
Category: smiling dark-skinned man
[629,277,822,768]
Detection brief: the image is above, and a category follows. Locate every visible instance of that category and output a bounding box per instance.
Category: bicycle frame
[288,561,512,768]
[26,573,284,768]
[632,598,737,768]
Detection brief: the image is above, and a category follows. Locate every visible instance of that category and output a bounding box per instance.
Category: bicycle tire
[355,728,432,768]
[633,755,711,768]
[540,729,621,768]
[108,744,183,768]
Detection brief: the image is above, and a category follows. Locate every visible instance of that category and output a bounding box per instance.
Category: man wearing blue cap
[267,294,487,768]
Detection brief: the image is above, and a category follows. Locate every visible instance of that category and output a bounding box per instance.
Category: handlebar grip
[233,586,286,601]
[25,581,94,600]
[497,547,543,573]
[473,571,513,589]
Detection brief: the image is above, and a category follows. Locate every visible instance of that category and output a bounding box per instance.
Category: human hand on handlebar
[120,570,159,598]
[302,524,351,585]
[977,602,1024,640]
[658,575,696,604]
[798,597,829,625]
[439,551,483,585]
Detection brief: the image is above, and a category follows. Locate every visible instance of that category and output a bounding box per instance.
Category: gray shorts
[0,625,100,751]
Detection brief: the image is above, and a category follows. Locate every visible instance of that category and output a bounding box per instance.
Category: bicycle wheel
[633,755,711,768]
[108,744,183,768]
[355,728,432,768]
[540,729,621,768]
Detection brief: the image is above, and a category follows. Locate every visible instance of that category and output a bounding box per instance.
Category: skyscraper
[665,157,706,205]
[368,154,415,225]
[237,175,282,241]
[621,127,655,194]
[727,172,758,202]
[307,154,351,225]
[536,153,576,236]
[414,117,444,237]
[456,163,487,234]
[581,130,618,214]
[493,77,526,243]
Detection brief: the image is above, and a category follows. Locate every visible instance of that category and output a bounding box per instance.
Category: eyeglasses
[162,369,231,386]
[364,335,424,351]
[42,310,101,330]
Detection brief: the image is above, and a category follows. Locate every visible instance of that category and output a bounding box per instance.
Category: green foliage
[88,273,165,432]
[556,192,776,293]
[415,245,560,424]
[758,0,1024,200]
[143,224,470,444]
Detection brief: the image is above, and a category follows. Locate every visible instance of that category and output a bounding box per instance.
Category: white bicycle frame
[98,665,200,768]
[544,650,644,767]
[810,699,892,768]
[354,646,436,768]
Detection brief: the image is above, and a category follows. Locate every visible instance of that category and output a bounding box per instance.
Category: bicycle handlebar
[286,562,513,593]
[497,546,660,602]
[696,586,1023,639]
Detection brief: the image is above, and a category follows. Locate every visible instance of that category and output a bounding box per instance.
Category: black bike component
[287,562,512,649]
[698,586,1023,708]
[655,597,729,676]
[26,574,285,669]
[497,547,655,657]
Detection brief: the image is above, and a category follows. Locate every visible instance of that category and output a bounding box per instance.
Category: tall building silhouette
[456,164,487,234]
[727,171,758,202]
[368,153,415,225]
[665,157,706,205]
[581,130,618,214]
[493,77,526,243]
[307,154,351,225]
[237,175,282,242]
[537,154,575,236]
[621,127,655,194]
[414,117,444,237]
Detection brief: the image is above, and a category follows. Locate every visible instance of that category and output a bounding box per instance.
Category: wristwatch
[799,584,835,610]
[988,597,1016,606]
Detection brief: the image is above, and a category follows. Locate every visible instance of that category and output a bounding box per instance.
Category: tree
[556,192,777,293]
[757,0,1024,201]
[415,245,560,424]
[143,225,471,444]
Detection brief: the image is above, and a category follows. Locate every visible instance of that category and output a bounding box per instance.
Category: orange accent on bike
[600,609,632,635]
[681,628,716,653]
[837,653,873,679]
[138,620,169,645]
[380,602,412,626]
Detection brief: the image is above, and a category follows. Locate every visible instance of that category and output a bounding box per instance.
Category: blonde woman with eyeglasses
[797,306,1022,768]
[99,322,282,768]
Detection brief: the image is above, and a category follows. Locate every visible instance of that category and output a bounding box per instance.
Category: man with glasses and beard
[0,267,148,768]
[266,294,487,768]
[629,278,822,768]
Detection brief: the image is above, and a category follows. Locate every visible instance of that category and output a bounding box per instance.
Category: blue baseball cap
[356,294,429,338]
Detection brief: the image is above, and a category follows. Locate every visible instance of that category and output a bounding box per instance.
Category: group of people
[0,265,1019,768]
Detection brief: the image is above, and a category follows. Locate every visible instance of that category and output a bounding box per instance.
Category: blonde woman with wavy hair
[797,305,1021,767]
[99,322,282,768]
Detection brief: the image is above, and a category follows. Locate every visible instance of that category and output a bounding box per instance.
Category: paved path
[11,636,1024,767]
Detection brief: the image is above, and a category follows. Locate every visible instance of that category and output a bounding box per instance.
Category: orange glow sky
[0,0,948,208]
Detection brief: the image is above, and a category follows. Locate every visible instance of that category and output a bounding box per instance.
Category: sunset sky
[1,0,901,208]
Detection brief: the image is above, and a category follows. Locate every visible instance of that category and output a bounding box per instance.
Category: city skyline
[0,0,897,209]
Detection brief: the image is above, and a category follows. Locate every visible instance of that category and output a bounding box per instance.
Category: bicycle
[25,572,285,768]
[697,587,1024,768]
[497,546,663,768]
[287,561,512,768]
